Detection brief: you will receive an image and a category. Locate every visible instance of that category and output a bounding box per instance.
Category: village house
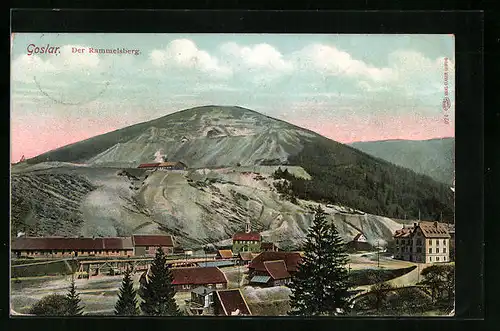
[132,234,174,256]
[232,220,262,254]
[346,232,373,252]
[249,260,292,287]
[188,286,216,315]
[10,237,134,258]
[216,249,234,259]
[137,161,187,171]
[393,221,451,263]
[260,242,279,252]
[248,251,302,279]
[213,289,252,316]
[140,266,227,292]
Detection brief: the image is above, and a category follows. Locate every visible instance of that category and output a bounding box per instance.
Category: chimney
[434,221,438,227]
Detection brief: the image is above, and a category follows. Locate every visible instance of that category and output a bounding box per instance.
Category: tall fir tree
[288,205,350,316]
[139,247,181,316]
[66,276,84,316]
[115,265,140,316]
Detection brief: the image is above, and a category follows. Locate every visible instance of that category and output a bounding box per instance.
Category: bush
[29,294,70,316]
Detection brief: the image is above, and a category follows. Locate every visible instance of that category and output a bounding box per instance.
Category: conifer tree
[115,266,140,316]
[288,205,350,316]
[139,247,181,316]
[66,276,84,316]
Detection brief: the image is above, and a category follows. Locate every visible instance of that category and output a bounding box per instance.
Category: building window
[416,238,422,246]
[182,285,190,290]
[443,240,446,245]
[396,239,399,244]
[429,239,433,246]
[436,248,440,253]
[436,257,440,261]
[429,257,432,262]
[145,246,149,250]
[443,248,447,253]
[416,247,422,253]
[429,248,432,254]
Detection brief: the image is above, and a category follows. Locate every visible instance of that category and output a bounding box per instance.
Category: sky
[10,33,455,161]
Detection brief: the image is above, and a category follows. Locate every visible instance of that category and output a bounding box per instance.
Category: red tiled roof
[216,289,251,315]
[171,267,227,286]
[138,163,160,168]
[249,251,302,273]
[217,250,233,259]
[10,237,134,251]
[233,231,261,241]
[264,260,291,280]
[132,235,173,247]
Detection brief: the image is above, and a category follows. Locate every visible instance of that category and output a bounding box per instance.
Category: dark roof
[393,227,412,238]
[264,260,291,280]
[191,286,216,296]
[233,231,261,241]
[249,251,302,272]
[132,235,173,247]
[11,237,134,251]
[417,221,451,238]
[217,249,234,258]
[138,163,160,168]
[216,289,251,315]
[171,267,227,285]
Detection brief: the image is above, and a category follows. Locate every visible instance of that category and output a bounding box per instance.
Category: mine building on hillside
[232,220,262,254]
[393,221,451,263]
[249,260,292,287]
[11,237,134,258]
[132,234,174,256]
[137,161,188,171]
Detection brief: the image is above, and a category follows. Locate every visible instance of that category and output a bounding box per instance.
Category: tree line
[273,142,454,223]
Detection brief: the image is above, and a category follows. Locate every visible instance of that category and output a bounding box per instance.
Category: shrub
[29,294,70,316]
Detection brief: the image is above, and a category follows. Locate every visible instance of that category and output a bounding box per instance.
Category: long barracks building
[11,234,174,259]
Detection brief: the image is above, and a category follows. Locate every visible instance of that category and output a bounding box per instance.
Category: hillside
[349,138,454,185]
[10,165,405,248]
[12,105,454,241]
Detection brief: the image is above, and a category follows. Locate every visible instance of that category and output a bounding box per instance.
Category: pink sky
[10,114,454,162]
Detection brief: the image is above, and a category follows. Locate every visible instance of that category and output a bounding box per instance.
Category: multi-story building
[393,221,451,263]
[232,220,261,254]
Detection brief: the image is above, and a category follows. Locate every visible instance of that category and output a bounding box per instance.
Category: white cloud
[220,42,293,73]
[150,39,232,78]
[294,44,395,83]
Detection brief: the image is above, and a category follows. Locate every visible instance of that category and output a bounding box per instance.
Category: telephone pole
[377,239,380,268]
